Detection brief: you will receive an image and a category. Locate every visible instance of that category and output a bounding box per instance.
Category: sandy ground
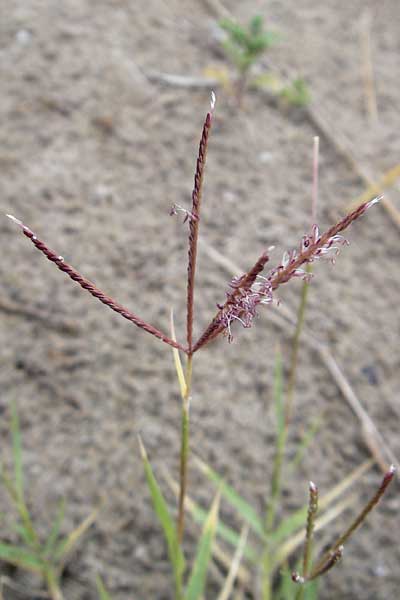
[1,1,399,599]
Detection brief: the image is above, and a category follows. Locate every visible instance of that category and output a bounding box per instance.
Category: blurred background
[1,1,399,598]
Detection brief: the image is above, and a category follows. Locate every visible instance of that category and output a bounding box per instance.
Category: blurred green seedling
[0,403,98,600]
[218,15,310,107]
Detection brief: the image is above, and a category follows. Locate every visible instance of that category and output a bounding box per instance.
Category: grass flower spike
[193,196,381,351]
[6,215,185,352]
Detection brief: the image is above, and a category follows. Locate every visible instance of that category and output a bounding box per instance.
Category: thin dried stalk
[293,466,396,585]
[7,215,185,352]
[186,92,215,352]
[310,465,396,580]
[360,9,378,124]
[286,136,319,425]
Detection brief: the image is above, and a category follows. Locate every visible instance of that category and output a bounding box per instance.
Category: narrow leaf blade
[44,499,66,557]
[170,309,187,398]
[139,437,185,590]
[96,575,112,600]
[54,507,98,562]
[185,491,220,600]
[0,542,43,573]
[194,456,264,539]
[10,402,23,502]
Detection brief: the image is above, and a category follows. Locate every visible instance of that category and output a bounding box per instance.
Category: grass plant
[217,15,310,107]
[0,403,98,600]
[3,95,394,599]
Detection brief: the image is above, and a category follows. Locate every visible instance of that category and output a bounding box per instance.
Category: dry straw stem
[304,102,400,230]
[6,215,185,353]
[286,136,319,425]
[216,525,249,600]
[347,162,400,213]
[309,465,396,581]
[360,8,378,124]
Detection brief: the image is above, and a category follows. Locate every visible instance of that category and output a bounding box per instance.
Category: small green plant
[219,15,310,107]
[5,96,391,598]
[219,15,280,105]
[0,403,97,600]
[279,77,311,108]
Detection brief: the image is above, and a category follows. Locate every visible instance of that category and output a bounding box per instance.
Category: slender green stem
[303,482,318,577]
[287,137,319,426]
[263,348,284,600]
[177,355,193,544]
[265,347,285,533]
[18,500,40,550]
[285,263,312,427]
[45,567,64,600]
[265,429,287,534]
[295,482,319,600]
[261,547,273,600]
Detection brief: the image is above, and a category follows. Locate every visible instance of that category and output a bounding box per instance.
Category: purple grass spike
[7,215,186,353]
[192,251,270,351]
[192,196,381,352]
[186,92,215,353]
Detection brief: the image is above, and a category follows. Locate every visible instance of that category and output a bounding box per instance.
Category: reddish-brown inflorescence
[192,196,381,352]
[6,215,185,352]
[7,90,381,358]
[185,92,216,353]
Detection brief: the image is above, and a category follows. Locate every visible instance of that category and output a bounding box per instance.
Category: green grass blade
[54,506,98,563]
[265,345,286,533]
[43,499,66,557]
[288,416,322,471]
[96,575,112,600]
[163,471,258,563]
[0,464,18,503]
[12,523,35,547]
[303,580,318,600]
[10,402,24,502]
[139,437,185,593]
[194,456,264,539]
[185,492,220,600]
[191,502,257,563]
[0,542,43,573]
[275,566,294,600]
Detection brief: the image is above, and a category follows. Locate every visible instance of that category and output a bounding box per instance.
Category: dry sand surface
[1,1,399,598]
